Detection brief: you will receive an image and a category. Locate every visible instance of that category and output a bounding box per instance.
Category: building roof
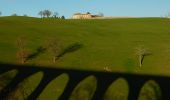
[74,12,91,15]
[74,13,81,15]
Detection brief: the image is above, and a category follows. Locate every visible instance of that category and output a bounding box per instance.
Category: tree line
[0,10,65,19]
[38,10,65,19]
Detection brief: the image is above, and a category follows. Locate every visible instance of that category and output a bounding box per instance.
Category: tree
[46,38,61,63]
[43,10,52,18]
[164,12,170,18]
[38,11,43,18]
[53,12,59,18]
[42,11,46,18]
[39,10,52,18]
[86,12,91,14]
[61,15,65,19]
[16,36,29,64]
[23,14,27,17]
[135,46,151,68]
[98,12,104,17]
[11,13,18,16]
[0,12,2,16]
[168,12,170,18]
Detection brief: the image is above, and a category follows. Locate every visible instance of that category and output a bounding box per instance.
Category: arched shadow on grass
[0,63,170,100]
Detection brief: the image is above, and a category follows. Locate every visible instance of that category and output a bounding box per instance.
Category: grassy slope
[1,16,170,75]
[0,16,169,99]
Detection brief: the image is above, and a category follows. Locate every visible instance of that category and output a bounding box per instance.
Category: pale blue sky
[0,0,170,18]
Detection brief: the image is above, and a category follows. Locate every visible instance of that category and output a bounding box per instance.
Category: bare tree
[98,12,104,17]
[42,11,46,18]
[61,15,65,19]
[53,12,59,18]
[11,13,18,16]
[135,46,151,68]
[16,36,29,64]
[168,12,170,18]
[43,10,52,18]
[86,12,91,14]
[46,38,61,63]
[38,11,43,18]
[23,14,28,17]
[164,12,170,18]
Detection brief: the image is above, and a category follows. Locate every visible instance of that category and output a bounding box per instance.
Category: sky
[0,0,170,18]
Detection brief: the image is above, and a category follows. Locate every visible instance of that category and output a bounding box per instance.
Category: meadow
[0,16,170,99]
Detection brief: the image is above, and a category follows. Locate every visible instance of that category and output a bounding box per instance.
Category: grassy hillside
[1,16,170,76]
[0,16,169,99]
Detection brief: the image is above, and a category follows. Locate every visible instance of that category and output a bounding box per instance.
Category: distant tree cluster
[0,10,65,19]
[23,14,28,17]
[38,10,52,18]
[38,10,65,19]
[162,12,170,18]
[168,12,170,18]
[53,12,59,18]
[98,12,104,17]
[11,13,18,16]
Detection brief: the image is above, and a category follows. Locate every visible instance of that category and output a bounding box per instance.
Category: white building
[72,12,93,19]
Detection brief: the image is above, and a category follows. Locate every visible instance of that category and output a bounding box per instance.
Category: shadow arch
[0,68,42,99]
[0,70,18,91]
[58,72,90,100]
[27,70,63,99]
[103,77,129,100]
[38,73,69,100]
[69,75,97,100]
[2,71,43,100]
[138,80,162,100]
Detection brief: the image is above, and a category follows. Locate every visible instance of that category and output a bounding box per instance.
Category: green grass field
[0,16,170,99]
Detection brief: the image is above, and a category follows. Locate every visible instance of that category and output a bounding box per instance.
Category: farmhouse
[72,12,101,19]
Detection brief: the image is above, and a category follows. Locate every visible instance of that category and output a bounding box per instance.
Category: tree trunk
[139,55,142,68]
[21,58,24,64]
[53,56,57,63]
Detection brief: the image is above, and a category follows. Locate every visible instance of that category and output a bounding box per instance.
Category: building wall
[72,14,92,19]
[72,15,81,19]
